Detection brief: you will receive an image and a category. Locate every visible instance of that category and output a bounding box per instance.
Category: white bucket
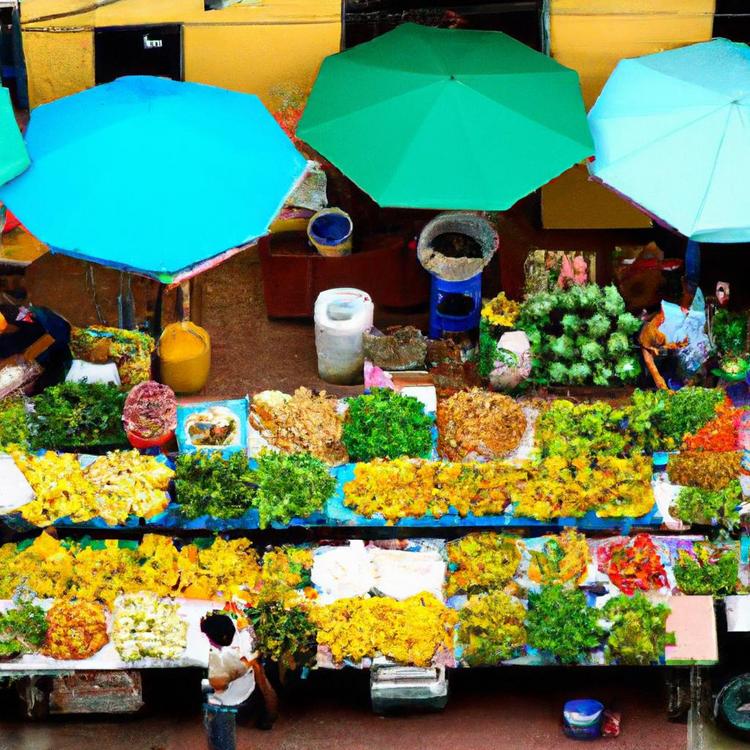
[314,288,374,385]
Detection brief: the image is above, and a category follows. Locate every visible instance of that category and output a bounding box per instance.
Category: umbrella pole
[117,271,136,330]
[685,240,701,294]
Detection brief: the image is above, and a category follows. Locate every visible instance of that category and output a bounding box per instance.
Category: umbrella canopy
[0,76,307,282]
[0,87,28,186]
[588,38,750,243]
[297,23,592,211]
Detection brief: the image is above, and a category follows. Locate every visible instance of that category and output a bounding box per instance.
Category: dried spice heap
[251,387,348,465]
[437,388,527,461]
[123,381,177,440]
[668,450,742,490]
[43,600,109,660]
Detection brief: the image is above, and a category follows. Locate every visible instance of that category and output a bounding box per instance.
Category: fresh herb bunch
[516,284,641,387]
[672,481,742,530]
[246,599,317,670]
[0,588,48,659]
[604,592,674,665]
[674,543,738,596]
[254,451,335,529]
[536,400,627,458]
[712,309,748,356]
[627,390,668,454]
[650,387,724,449]
[525,585,604,664]
[458,591,527,666]
[175,451,257,519]
[342,388,433,461]
[29,381,127,450]
[0,397,30,450]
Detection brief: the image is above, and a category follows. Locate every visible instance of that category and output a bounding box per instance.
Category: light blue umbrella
[588,38,750,243]
[0,76,306,282]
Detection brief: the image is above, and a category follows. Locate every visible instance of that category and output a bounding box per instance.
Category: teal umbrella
[589,38,750,243]
[0,86,28,186]
[297,23,592,210]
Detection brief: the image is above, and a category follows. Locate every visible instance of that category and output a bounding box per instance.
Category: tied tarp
[0,76,307,282]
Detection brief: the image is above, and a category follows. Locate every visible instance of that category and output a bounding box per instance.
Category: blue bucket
[563,699,604,740]
[308,208,353,257]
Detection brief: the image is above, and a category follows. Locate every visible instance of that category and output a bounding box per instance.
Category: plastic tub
[314,288,373,385]
[307,208,353,257]
[563,699,604,740]
[158,321,211,395]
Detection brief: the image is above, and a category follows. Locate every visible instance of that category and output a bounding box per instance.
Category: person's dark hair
[200,612,236,648]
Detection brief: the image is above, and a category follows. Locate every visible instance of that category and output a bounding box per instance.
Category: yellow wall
[21,0,341,108]
[542,0,716,229]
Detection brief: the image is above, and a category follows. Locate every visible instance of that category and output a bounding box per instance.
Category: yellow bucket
[158,321,211,395]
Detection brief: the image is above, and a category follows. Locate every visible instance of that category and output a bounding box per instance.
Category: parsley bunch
[342,388,433,462]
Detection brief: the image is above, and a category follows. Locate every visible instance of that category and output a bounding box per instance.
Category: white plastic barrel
[314,288,374,385]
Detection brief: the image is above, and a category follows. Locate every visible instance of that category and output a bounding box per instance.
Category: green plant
[713,309,747,356]
[516,284,641,387]
[175,451,257,519]
[525,585,604,664]
[604,592,674,665]
[254,451,335,529]
[536,400,627,459]
[458,591,526,666]
[652,387,724,448]
[29,381,126,450]
[0,398,30,450]
[672,481,741,530]
[674,542,738,596]
[246,599,317,670]
[0,588,47,659]
[342,388,433,461]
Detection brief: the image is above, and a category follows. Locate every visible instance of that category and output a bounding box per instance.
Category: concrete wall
[21,0,341,108]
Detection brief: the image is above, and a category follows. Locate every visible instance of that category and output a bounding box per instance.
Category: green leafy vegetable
[342,388,433,461]
[254,451,335,529]
[713,309,747,356]
[0,398,30,450]
[651,387,724,448]
[246,599,317,670]
[0,588,48,659]
[674,542,738,596]
[29,381,127,450]
[175,451,257,519]
[604,592,673,665]
[525,585,604,664]
[672,481,741,530]
[458,591,526,666]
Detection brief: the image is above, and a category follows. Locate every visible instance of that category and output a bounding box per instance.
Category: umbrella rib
[690,105,739,237]
[460,77,592,152]
[298,77,446,138]
[592,102,731,177]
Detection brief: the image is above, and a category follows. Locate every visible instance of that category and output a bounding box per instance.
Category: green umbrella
[297,23,592,211]
[0,87,28,186]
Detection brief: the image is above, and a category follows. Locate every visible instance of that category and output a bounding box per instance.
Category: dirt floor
[0,668,687,750]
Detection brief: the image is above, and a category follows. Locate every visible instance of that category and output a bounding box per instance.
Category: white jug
[314,288,374,385]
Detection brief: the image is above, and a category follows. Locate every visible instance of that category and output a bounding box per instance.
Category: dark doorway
[94,24,183,85]
[343,1,542,50]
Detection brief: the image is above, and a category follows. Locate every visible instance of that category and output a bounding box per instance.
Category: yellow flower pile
[10,450,173,527]
[481,293,520,328]
[345,456,654,522]
[446,533,523,597]
[514,455,654,521]
[261,546,316,604]
[311,593,457,667]
[0,533,261,605]
[43,600,109,660]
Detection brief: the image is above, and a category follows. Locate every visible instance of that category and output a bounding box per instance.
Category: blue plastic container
[428,272,482,339]
[563,699,604,740]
